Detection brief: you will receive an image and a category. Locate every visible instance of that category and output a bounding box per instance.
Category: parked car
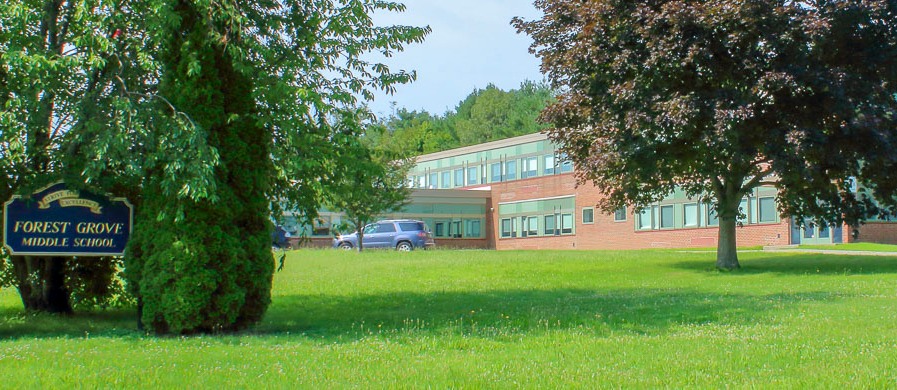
[333,220,435,251]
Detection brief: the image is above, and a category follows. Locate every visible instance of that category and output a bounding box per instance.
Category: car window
[376,223,397,233]
[398,222,425,232]
[363,224,377,234]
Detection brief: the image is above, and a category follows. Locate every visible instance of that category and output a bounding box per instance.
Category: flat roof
[415,132,549,163]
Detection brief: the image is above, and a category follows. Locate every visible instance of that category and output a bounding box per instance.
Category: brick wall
[851,222,897,244]
[491,174,793,250]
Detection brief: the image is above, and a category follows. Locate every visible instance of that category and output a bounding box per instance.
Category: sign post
[3,183,133,256]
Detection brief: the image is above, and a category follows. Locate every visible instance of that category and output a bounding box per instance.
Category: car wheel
[338,242,353,250]
[396,241,413,252]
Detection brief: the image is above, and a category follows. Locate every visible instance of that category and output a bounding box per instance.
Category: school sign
[3,183,133,256]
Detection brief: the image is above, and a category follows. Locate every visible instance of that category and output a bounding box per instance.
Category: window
[454,169,464,188]
[500,219,512,238]
[376,223,396,233]
[638,208,652,230]
[738,198,749,223]
[491,163,502,182]
[707,207,719,226]
[440,171,451,189]
[505,160,517,180]
[313,216,331,236]
[819,224,830,238]
[467,167,478,185]
[561,214,574,234]
[464,220,481,238]
[614,207,627,222]
[450,220,462,238]
[543,154,555,175]
[434,222,446,237]
[582,207,594,224]
[758,197,776,223]
[398,222,425,232]
[522,156,538,178]
[683,203,699,227]
[659,205,674,228]
[544,215,557,235]
[559,153,573,173]
[428,173,437,189]
[525,216,539,237]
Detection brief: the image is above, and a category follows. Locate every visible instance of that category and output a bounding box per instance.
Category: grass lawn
[2,249,897,388]
[799,242,897,252]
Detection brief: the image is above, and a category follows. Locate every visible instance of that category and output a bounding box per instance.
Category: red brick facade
[852,222,897,245]
[488,173,842,250]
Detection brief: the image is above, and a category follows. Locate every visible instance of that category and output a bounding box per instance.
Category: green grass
[3,249,897,388]
[799,242,897,252]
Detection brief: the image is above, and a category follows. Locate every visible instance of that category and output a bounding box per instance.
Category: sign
[3,183,133,256]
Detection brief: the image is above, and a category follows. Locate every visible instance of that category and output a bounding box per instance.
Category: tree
[329,117,413,252]
[515,1,897,269]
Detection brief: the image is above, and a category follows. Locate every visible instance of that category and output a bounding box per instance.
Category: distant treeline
[365,80,555,156]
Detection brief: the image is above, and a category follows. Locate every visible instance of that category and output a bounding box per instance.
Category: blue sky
[366,1,545,118]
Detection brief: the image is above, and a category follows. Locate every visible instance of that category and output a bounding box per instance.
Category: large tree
[515,0,897,269]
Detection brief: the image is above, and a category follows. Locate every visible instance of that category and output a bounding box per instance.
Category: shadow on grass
[0,307,138,340]
[672,253,897,275]
[256,287,844,341]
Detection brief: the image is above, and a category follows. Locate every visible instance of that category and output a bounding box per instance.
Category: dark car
[333,220,435,251]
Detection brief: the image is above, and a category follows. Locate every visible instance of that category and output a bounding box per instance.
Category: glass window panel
[500,219,511,238]
[440,171,451,189]
[561,214,574,234]
[526,216,539,236]
[544,215,557,235]
[464,220,481,238]
[467,167,478,185]
[428,173,437,189]
[543,154,555,175]
[582,208,594,224]
[738,199,749,223]
[804,222,815,238]
[559,153,573,173]
[759,197,776,223]
[638,209,652,230]
[454,169,464,187]
[707,206,719,226]
[684,203,698,227]
[819,224,830,238]
[614,208,627,221]
[450,221,462,237]
[491,163,502,182]
[434,222,445,237]
[505,161,517,180]
[660,205,674,228]
[522,157,538,178]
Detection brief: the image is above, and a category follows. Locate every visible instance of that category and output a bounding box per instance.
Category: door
[365,223,396,248]
[792,219,834,245]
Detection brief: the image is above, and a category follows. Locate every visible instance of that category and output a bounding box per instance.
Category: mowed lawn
[2,249,897,388]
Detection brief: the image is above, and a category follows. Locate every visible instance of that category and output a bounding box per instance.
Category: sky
[366,1,545,118]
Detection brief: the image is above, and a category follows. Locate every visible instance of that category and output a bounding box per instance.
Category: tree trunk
[716,217,740,270]
[357,230,365,252]
[12,256,73,313]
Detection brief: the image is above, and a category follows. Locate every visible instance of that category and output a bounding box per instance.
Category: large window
[660,205,674,228]
[454,169,464,188]
[559,153,573,173]
[467,167,478,185]
[491,163,502,182]
[465,220,481,238]
[522,156,538,178]
[434,222,446,237]
[428,173,437,189]
[449,220,462,238]
[582,207,594,224]
[505,160,517,180]
[440,171,451,189]
[683,203,699,227]
[543,154,555,175]
[738,198,749,223]
[638,208,653,230]
[524,216,539,237]
[707,207,719,226]
[758,197,776,223]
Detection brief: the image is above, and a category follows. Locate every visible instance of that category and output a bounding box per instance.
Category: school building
[288,132,896,249]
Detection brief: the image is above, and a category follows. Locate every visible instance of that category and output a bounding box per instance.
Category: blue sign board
[3,183,133,256]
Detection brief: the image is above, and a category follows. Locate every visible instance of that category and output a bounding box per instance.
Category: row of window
[431,219,483,239]
[410,153,574,189]
[500,213,575,238]
[636,197,777,231]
